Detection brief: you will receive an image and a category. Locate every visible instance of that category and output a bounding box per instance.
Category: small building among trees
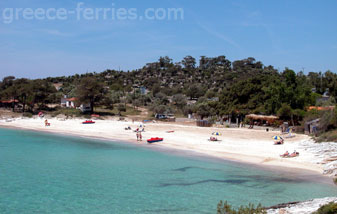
[0,99,19,108]
[245,114,279,126]
[60,97,77,108]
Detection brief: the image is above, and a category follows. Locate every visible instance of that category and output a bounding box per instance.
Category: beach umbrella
[212,132,222,136]
[272,136,283,141]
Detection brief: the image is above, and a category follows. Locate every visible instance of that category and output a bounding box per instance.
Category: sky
[0,0,336,79]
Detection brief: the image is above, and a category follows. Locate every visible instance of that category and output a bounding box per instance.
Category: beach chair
[283,127,290,134]
[285,128,295,138]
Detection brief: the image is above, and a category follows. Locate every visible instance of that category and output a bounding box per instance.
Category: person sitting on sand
[289,150,299,157]
[274,138,284,145]
[44,119,50,127]
[210,137,217,141]
[280,151,289,157]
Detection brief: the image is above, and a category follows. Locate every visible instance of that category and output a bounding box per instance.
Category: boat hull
[82,121,95,124]
[147,138,163,143]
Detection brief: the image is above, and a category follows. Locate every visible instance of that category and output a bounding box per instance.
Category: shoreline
[1,118,333,181]
[1,123,335,186]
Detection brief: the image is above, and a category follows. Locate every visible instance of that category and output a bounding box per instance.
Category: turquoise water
[0,128,336,214]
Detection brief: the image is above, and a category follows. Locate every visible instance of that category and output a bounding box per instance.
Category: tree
[152,105,172,114]
[158,56,173,68]
[172,94,187,109]
[1,76,15,89]
[154,92,169,105]
[196,102,211,119]
[277,103,293,121]
[31,79,57,109]
[181,55,196,69]
[117,103,126,115]
[186,84,205,100]
[132,99,142,109]
[75,77,105,114]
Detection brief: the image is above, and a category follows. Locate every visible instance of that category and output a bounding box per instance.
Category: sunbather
[44,119,50,127]
[280,151,289,157]
[274,139,284,145]
[289,150,299,157]
[210,137,218,141]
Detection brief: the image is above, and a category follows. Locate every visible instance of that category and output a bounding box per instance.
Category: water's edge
[1,124,334,186]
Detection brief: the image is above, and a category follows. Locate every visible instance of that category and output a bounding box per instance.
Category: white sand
[0,117,328,175]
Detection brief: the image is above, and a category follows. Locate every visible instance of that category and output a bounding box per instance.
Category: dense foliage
[217,200,266,214]
[313,202,337,214]
[1,55,336,119]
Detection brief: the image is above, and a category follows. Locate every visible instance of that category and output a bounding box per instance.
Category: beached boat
[82,120,95,124]
[147,137,163,143]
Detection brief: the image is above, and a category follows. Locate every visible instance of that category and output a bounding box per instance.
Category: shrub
[83,114,91,119]
[22,112,33,118]
[317,130,337,142]
[117,104,126,113]
[313,202,337,214]
[217,200,266,214]
[50,108,82,118]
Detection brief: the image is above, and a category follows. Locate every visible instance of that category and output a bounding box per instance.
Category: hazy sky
[0,0,337,79]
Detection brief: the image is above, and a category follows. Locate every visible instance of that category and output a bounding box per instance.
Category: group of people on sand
[136,131,142,141]
[280,150,299,158]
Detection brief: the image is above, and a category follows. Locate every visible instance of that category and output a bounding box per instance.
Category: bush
[313,202,337,214]
[50,108,82,118]
[22,112,33,118]
[117,104,126,113]
[217,201,266,214]
[317,130,337,142]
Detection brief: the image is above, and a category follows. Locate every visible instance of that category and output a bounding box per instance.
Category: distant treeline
[1,56,337,121]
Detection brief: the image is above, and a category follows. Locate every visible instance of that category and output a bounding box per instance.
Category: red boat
[147,137,164,143]
[82,120,95,124]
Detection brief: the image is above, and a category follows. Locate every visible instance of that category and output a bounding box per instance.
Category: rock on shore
[267,197,337,214]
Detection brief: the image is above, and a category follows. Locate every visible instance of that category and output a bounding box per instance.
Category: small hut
[305,119,320,135]
[0,99,19,108]
[196,120,212,127]
[245,114,279,126]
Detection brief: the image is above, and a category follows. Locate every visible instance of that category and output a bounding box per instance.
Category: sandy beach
[1,117,332,176]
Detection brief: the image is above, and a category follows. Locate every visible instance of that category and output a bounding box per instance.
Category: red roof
[1,99,19,103]
[66,98,77,102]
[308,106,335,111]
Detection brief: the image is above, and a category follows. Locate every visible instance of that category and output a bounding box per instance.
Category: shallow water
[0,128,336,214]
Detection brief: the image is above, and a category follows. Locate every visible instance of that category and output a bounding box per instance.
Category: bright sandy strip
[0,117,323,174]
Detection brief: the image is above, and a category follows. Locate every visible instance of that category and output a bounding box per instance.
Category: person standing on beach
[136,132,139,141]
[139,132,142,141]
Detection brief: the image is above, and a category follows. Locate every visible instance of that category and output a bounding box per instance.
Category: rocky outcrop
[299,140,337,177]
[267,197,337,214]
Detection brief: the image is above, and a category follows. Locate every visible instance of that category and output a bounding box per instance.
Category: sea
[0,127,336,213]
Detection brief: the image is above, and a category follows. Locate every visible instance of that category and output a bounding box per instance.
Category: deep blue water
[0,128,336,214]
